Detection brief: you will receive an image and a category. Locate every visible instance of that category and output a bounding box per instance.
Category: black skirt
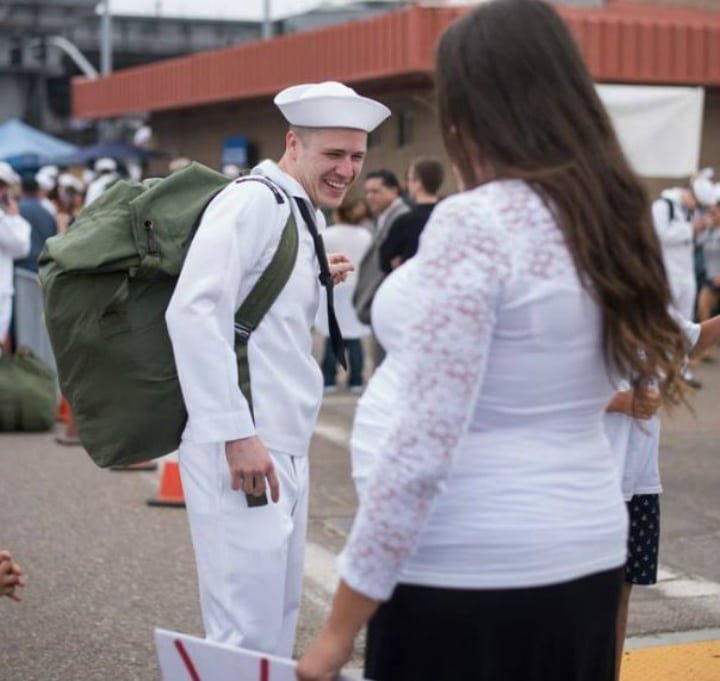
[364,567,623,681]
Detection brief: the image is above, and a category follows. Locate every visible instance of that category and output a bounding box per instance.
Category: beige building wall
[147,85,457,194]
[147,84,720,202]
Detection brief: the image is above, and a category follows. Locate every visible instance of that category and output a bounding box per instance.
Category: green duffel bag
[38,162,298,469]
[0,348,57,432]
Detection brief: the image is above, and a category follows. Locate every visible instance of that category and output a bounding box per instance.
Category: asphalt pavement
[1,357,719,680]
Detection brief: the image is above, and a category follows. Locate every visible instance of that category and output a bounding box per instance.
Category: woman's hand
[296,626,354,681]
[297,580,380,681]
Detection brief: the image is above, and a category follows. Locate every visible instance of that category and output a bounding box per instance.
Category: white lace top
[339,180,628,600]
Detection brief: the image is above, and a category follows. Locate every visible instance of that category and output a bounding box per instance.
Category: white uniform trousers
[669,273,697,322]
[179,442,309,657]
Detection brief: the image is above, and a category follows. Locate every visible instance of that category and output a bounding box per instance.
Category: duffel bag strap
[232,177,299,507]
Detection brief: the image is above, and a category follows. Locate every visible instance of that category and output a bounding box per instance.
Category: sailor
[0,162,31,350]
[84,157,119,207]
[165,81,389,656]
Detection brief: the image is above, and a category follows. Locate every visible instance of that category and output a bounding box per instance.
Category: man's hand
[327,253,354,285]
[225,436,280,503]
[0,550,25,602]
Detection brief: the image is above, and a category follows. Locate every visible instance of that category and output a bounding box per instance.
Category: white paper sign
[596,84,705,178]
[155,628,365,681]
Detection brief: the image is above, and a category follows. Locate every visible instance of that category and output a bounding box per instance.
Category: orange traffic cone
[110,460,158,472]
[56,395,71,423]
[55,404,82,446]
[147,460,185,507]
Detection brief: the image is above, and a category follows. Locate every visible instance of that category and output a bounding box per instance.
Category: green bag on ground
[38,162,298,468]
[0,348,57,432]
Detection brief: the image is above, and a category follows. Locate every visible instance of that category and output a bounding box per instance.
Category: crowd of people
[3,2,720,681]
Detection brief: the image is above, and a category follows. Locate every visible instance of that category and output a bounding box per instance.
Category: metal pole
[262,0,272,40]
[45,36,99,79]
[100,0,113,76]
[99,0,114,141]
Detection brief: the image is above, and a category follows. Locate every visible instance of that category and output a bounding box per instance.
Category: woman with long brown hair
[298,2,687,680]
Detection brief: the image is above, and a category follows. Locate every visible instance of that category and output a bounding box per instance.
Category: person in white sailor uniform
[0,162,31,349]
[165,81,389,656]
[84,157,119,207]
[652,170,715,387]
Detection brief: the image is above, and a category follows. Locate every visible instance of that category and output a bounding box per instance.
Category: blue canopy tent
[52,141,163,166]
[0,118,77,171]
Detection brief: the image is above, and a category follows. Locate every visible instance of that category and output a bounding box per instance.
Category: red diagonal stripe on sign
[174,639,203,681]
[260,656,270,681]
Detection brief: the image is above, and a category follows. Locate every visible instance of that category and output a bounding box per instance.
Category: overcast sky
[108,0,404,21]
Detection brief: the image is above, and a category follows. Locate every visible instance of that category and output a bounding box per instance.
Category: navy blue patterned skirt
[625,493,660,585]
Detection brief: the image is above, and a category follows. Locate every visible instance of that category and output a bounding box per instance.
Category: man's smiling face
[287,127,368,209]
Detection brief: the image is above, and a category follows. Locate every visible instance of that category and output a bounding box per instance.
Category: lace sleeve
[337,192,513,600]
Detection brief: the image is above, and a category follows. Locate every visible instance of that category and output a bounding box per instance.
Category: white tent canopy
[597,84,704,179]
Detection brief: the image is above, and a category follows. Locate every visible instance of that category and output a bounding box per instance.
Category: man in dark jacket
[379,157,444,273]
[16,176,57,273]
[353,169,409,327]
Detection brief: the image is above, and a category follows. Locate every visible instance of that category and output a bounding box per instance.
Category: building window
[397,111,414,148]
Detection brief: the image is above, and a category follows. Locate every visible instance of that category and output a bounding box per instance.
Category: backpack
[38,162,298,468]
[0,348,56,432]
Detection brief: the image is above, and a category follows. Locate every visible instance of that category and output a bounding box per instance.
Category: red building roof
[72,3,720,120]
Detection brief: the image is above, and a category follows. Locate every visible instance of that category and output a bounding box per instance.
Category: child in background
[607,313,720,680]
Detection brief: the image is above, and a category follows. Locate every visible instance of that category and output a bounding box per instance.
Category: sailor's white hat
[94,157,117,173]
[38,165,59,178]
[0,161,20,186]
[35,169,56,191]
[274,81,390,133]
[58,173,85,192]
[713,182,720,205]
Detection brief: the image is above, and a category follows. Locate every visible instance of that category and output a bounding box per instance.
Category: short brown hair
[409,157,444,195]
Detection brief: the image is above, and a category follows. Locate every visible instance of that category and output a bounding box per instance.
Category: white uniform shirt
[652,189,694,288]
[166,160,324,457]
[84,173,118,207]
[341,180,627,600]
[0,209,31,295]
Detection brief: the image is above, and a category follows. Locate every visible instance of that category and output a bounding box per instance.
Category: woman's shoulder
[440,179,543,215]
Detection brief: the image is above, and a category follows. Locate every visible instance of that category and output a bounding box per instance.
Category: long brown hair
[436,0,686,406]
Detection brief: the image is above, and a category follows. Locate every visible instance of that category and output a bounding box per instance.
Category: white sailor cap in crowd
[94,157,117,173]
[133,125,153,148]
[274,81,390,133]
[35,169,56,191]
[168,157,191,173]
[0,161,20,186]
[221,163,242,179]
[58,173,85,193]
[692,167,715,207]
[39,165,59,178]
[713,182,720,205]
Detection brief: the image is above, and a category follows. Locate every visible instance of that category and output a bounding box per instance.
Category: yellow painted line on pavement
[622,639,720,680]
